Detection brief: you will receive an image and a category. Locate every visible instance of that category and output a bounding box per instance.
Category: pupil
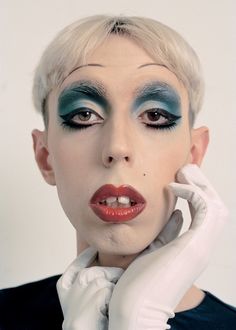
[148,111,160,121]
[78,111,91,121]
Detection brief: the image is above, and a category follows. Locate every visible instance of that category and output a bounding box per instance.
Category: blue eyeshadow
[58,80,181,120]
[132,82,181,116]
[58,81,109,117]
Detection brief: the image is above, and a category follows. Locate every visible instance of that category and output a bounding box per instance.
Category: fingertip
[171,210,183,236]
[176,164,200,183]
[168,182,181,192]
[175,213,183,235]
[168,182,177,188]
[173,209,183,225]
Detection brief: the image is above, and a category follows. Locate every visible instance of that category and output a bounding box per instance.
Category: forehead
[52,35,188,108]
[85,35,155,67]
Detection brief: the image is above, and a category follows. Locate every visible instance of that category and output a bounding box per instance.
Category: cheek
[143,132,191,222]
[47,136,94,220]
[144,131,191,184]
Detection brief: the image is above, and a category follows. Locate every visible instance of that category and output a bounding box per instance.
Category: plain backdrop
[0,0,235,305]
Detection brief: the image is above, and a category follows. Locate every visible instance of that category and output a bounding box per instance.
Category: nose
[101,120,134,168]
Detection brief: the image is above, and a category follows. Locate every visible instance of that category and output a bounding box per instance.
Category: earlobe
[190,126,209,166]
[31,129,56,186]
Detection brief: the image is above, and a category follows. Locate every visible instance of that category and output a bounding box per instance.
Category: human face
[46,35,191,256]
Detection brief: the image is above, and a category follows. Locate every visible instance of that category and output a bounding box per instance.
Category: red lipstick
[89,184,146,223]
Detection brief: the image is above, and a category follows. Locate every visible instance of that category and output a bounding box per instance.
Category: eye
[139,108,181,130]
[60,108,104,130]
[68,110,100,123]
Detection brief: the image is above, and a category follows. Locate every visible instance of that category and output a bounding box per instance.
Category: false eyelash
[60,110,181,132]
[59,109,101,131]
[60,121,95,131]
[60,119,179,132]
[145,121,178,131]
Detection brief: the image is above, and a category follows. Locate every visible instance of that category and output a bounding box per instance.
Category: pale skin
[32,35,209,312]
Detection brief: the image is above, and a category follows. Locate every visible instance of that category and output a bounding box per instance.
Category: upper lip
[90,184,146,204]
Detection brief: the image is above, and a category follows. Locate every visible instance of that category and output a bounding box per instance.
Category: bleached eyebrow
[137,63,166,69]
[67,64,105,77]
[65,62,165,79]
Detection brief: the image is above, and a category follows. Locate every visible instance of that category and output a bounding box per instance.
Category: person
[0,15,235,330]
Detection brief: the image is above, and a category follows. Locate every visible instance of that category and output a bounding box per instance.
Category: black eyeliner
[58,80,109,118]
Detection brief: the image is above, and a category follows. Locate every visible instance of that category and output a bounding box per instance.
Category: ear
[31,129,56,185]
[189,126,209,166]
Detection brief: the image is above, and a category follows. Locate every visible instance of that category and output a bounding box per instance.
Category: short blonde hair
[32,15,204,126]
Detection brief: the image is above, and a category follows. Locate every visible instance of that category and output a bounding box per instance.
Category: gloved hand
[56,247,124,330]
[56,207,183,329]
[108,164,228,330]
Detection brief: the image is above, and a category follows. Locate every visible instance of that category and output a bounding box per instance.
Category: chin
[91,235,153,256]
[83,211,169,256]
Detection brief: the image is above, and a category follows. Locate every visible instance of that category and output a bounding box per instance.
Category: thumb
[152,209,183,248]
[156,209,183,246]
[141,210,183,256]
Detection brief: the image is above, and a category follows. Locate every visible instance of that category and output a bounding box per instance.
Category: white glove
[108,164,228,330]
[56,247,124,330]
[56,208,183,329]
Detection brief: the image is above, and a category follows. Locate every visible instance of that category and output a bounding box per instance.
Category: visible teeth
[118,196,130,204]
[99,195,135,207]
[106,197,117,204]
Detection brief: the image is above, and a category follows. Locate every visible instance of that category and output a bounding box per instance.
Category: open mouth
[90,184,146,223]
[99,196,137,208]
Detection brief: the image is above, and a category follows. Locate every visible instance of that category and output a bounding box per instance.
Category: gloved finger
[157,209,183,246]
[58,273,118,315]
[99,267,124,283]
[77,276,114,299]
[151,210,183,248]
[77,266,124,287]
[139,210,183,257]
[72,278,115,316]
[59,247,98,290]
[94,281,116,311]
[176,164,220,201]
[57,247,98,304]
[169,180,228,231]
[168,182,207,228]
[58,265,123,306]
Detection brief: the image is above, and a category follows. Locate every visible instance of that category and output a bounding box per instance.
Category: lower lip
[90,203,146,223]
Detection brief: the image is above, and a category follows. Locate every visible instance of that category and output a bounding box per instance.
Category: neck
[174,285,205,312]
[96,252,140,269]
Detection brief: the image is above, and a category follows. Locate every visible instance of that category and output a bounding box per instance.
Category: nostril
[106,156,130,164]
